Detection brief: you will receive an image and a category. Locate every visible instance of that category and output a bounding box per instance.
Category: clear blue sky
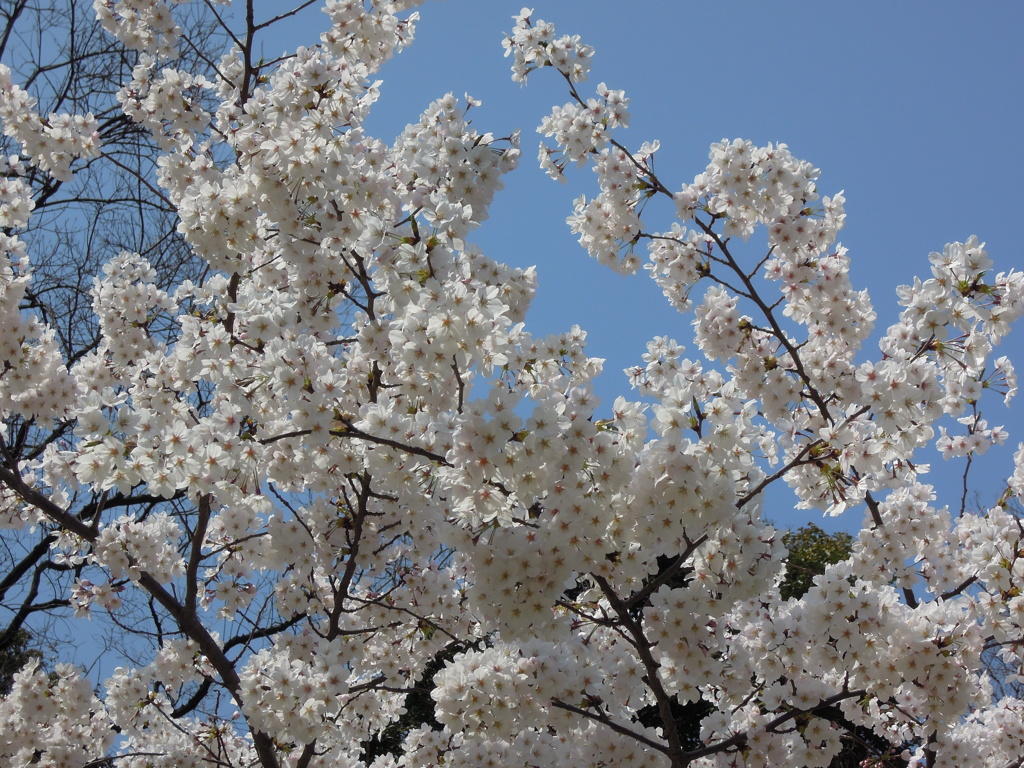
[274,1,1024,530]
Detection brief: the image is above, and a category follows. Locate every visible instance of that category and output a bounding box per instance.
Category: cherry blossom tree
[0,2,1023,768]
[0,0,219,671]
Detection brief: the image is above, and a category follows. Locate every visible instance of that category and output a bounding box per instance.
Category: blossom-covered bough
[0,1,1022,766]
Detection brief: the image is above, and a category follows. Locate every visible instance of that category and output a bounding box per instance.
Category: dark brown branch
[136,573,281,768]
[253,1,322,32]
[0,532,55,600]
[0,0,28,61]
[294,742,318,768]
[939,575,978,601]
[550,697,669,753]
[183,494,212,614]
[592,574,685,765]
[0,441,280,767]
[737,440,821,509]
[683,688,868,762]
[623,535,708,612]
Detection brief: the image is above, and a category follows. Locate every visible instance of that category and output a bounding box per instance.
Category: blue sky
[273,1,1024,530]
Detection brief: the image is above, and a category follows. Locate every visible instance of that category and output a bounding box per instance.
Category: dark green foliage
[360,527,875,764]
[635,695,716,753]
[634,527,883,765]
[779,524,854,600]
[633,554,713,750]
[778,526,908,767]
[0,628,40,696]
[813,705,910,768]
[360,639,479,762]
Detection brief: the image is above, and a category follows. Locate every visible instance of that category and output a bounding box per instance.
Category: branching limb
[550,697,670,754]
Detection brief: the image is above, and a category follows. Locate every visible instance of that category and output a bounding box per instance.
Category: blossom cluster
[0,160,77,423]
[503,7,594,84]
[0,64,101,181]
[0,663,115,766]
